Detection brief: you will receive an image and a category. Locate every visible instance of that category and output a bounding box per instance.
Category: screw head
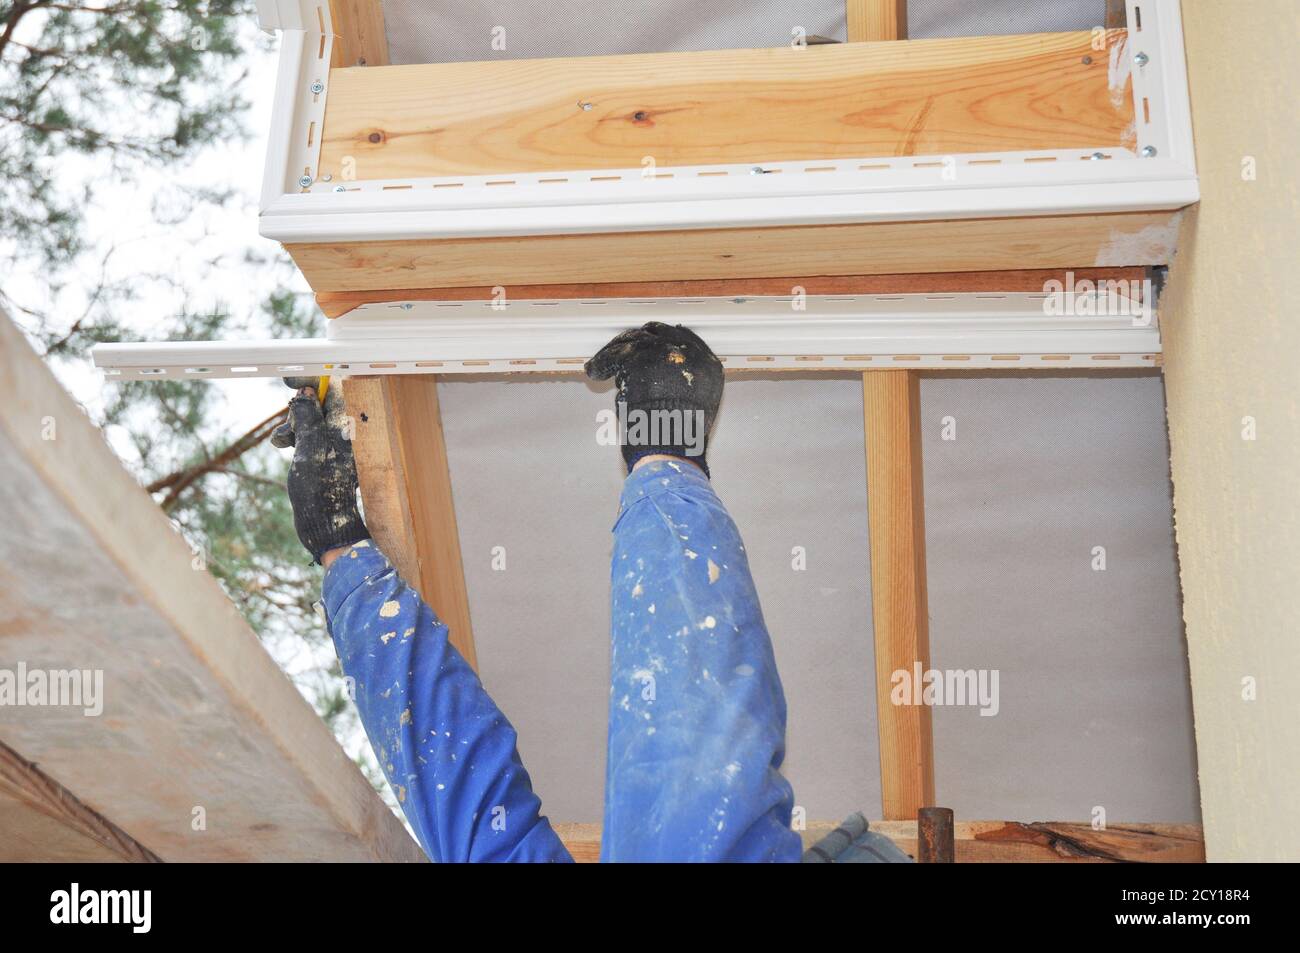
[310,80,325,94]
[400,303,414,311]
[1081,55,1093,65]
[1089,151,1106,161]
[298,175,313,188]
[578,101,593,111]
[1141,145,1158,158]
[750,166,767,175]
[1134,52,1149,67]
[333,185,346,192]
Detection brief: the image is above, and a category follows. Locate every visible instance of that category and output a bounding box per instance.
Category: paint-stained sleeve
[322,540,572,863]
[601,459,804,862]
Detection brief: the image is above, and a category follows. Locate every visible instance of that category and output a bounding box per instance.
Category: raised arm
[279,381,570,863]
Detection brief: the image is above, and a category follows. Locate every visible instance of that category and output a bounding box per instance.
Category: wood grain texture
[328,0,389,68]
[847,0,908,42]
[0,308,423,862]
[288,210,1180,293]
[317,30,1135,180]
[315,268,1146,317]
[864,370,934,820]
[343,376,478,670]
[0,739,161,862]
[554,820,1205,863]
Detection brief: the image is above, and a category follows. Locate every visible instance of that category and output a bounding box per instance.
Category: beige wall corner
[1160,0,1300,861]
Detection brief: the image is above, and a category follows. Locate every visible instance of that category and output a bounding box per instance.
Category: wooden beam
[328,0,389,68]
[314,268,1147,317]
[343,376,478,670]
[288,210,1181,293]
[847,0,908,42]
[0,308,423,862]
[317,30,1134,181]
[864,370,934,819]
[553,820,1207,863]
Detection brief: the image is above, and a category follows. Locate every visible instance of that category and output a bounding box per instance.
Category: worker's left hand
[273,380,370,565]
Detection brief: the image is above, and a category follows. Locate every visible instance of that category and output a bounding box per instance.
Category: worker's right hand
[585,322,724,475]
[274,381,370,565]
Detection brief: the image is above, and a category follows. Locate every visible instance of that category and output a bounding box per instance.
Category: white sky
[8,20,305,452]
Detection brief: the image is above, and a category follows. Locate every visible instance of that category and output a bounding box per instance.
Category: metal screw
[1141,145,1158,158]
[1089,151,1106,160]
[751,166,767,175]
[1134,52,1149,67]
[310,80,325,94]
[401,303,414,311]
[333,185,346,192]
[578,101,593,111]
[298,175,313,188]
[1081,55,1093,65]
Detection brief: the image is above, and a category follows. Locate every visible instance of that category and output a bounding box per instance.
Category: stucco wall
[1160,0,1300,861]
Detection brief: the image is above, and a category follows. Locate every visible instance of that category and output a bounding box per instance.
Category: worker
[276,322,906,863]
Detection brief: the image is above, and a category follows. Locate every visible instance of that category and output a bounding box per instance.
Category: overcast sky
[10,20,301,453]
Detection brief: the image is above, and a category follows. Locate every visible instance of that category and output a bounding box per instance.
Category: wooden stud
[864,370,935,820]
[316,30,1134,181]
[314,267,1147,317]
[344,376,478,670]
[847,0,908,42]
[288,210,1181,293]
[328,0,389,69]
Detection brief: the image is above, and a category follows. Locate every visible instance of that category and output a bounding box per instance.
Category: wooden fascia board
[286,210,1181,294]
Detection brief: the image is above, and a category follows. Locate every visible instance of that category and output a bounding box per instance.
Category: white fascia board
[92,292,1161,380]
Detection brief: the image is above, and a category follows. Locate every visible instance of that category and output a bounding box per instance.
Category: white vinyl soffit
[91,291,1160,379]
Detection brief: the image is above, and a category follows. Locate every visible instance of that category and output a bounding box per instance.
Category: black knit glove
[585,322,723,476]
[273,379,370,564]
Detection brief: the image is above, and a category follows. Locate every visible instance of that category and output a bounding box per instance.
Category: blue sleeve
[323,540,572,863]
[601,460,803,862]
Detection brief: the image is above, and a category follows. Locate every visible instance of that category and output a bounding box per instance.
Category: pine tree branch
[146,408,287,509]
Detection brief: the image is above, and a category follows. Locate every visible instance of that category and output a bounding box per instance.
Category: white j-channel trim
[91,292,1161,380]
[260,2,332,210]
[255,0,1198,244]
[1127,0,1197,170]
[262,154,1197,242]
